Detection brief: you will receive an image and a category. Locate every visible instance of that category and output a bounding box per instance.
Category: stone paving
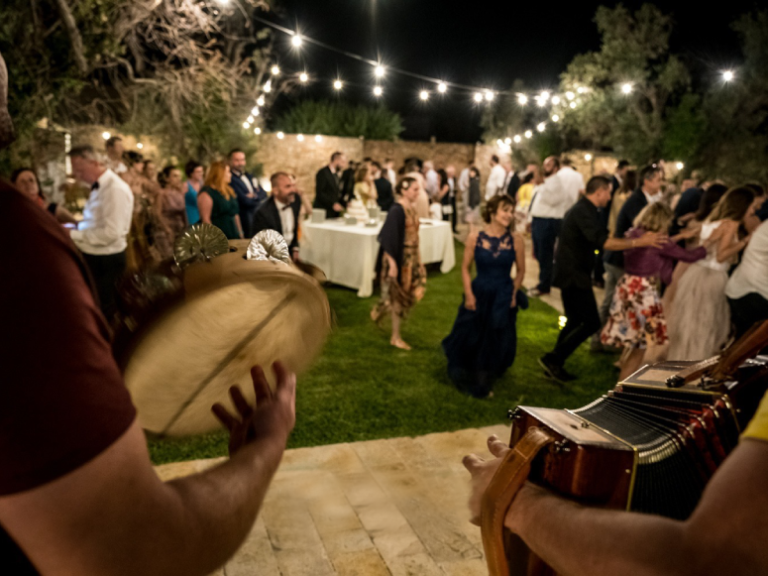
[155,424,509,576]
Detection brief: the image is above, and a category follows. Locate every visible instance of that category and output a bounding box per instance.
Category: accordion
[489,322,768,576]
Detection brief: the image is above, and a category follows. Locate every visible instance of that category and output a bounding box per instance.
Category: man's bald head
[0,51,16,150]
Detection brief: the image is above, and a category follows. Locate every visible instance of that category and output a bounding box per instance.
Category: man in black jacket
[252,172,302,261]
[372,161,394,211]
[228,148,266,238]
[540,175,663,383]
[313,152,347,218]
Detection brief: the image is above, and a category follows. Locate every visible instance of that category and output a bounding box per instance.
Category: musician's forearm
[508,484,693,576]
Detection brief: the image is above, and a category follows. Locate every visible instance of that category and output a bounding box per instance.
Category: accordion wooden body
[505,356,768,576]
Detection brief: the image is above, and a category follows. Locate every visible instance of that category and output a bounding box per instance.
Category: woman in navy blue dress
[442,194,527,398]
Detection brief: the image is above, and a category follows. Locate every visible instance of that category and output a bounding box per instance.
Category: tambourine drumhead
[122,253,330,437]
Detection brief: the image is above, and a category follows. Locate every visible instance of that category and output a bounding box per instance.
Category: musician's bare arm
[0,364,295,576]
[504,438,768,576]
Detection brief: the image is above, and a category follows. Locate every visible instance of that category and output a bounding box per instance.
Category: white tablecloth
[300,218,456,297]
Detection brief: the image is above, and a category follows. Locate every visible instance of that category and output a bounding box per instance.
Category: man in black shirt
[540,176,664,383]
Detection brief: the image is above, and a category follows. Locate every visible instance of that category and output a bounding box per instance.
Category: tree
[274,100,404,141]
[558,4,692,164]
[693,10,768,183]
[0,0,294,168]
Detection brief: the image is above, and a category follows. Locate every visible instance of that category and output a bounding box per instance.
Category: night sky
[268,0,758,143]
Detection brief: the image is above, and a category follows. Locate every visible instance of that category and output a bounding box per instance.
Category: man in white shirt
[68,144,134,321]
[558,157,585,210]
[423,161,439,200]
[528,156,570,296]
[251,172,302,262]
[486,155,507,201]
[105,136,127,175]
[384,158,397,188]
[727,220,768,338]
[458,162,473,223]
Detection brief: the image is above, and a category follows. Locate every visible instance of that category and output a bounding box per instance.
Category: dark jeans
[531,217,561,293]
[729,293,768,340]
[82,251,127,322]
[550,286,601,367]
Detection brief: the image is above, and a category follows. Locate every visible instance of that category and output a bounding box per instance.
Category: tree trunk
[51,0,88,76]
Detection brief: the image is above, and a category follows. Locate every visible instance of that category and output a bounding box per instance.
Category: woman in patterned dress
[371,177,426,350]
[601,203,706,379]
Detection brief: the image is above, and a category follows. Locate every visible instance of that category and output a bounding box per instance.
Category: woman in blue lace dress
[442,194,527,398]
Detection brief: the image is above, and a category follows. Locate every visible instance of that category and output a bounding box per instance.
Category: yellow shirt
[516,183,534,210]
[743,390,768,441]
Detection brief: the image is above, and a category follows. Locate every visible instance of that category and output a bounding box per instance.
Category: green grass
[148,242,620,465]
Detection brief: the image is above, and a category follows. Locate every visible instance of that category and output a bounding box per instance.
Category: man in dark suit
[372,161,394,211]
[252,172,302,261]
[313,152,347,218]
[228,148,266,238]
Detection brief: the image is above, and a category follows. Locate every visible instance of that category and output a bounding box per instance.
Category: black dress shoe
[538,355,576,383]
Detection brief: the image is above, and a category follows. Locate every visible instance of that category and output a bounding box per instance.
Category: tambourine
[114,225,331,437]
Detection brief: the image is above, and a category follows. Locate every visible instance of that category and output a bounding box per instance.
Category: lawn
[148,241,620,464]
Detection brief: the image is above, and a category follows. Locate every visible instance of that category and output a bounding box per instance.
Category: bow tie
[91,182,100,191]
[281,203,293,211]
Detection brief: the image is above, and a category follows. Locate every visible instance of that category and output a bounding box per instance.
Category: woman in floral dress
[371,177,426,350]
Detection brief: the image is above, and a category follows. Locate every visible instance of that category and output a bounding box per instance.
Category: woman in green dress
[197,160,243,239]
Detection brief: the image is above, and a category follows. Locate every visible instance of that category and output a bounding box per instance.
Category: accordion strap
[481,427,555,576]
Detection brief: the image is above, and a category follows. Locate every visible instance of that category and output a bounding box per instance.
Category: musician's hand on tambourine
[212,362,297,456]
[462,434,511,525]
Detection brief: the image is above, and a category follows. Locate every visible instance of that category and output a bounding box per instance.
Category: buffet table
[300,218,456,297]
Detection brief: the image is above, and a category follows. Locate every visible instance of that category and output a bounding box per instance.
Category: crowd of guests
[12,136,312,324]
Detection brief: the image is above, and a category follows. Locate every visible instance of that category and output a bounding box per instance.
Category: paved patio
[156,424,509,576]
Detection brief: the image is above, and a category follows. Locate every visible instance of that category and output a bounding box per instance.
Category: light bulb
[513,135,522,143]
[297,134,305,142]
[577,87,586,94]
[504,137,512,145]
[570,101,577,109]
[277,132,285,139]
[722,70,735,82]
[375,65,385,78]
[299,72,309,83]
[552,114,560,122]
[621,83,633,94]
[438,82,447,93]
[484,91,495,101]
[254,127,262,135]
[473,92,484,103]
[585,153,593,161]
[373,86,383,97]
[566,91,575,101]
[537,122,546,132]
[315,135,323,143]
[676,162,684,170]
[136,142,143,149]
[101,131,111,140]
[551,96,561,105]
[419,90,429,101]
[247,115,254,123]
[291,35,303,48]
[333,79,343,90]
[539,91,550,102]
[517,94,528,105]
[525,130,533,139]
[256,96,265,107]
[270,65,280,76]
[264,80,272,93]
[242,122,250,129]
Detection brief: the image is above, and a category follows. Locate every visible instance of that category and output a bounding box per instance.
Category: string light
[374,65,386,78]
[539,91,550,102]
[437,82,447,93]
[247,115,254,123]
[315,135,323,142]
[101,131,111,140]
[297,134,305,141]
[484,91,495,102]
[270,65,280,76]
[517,94,528,106]
[291,34,303,48]
[299,72,309,83]
[504,137,512,145]
[242,122,250,129]
[552,114,560,122]
[577,87,586,94]
[256,96,265,107]
[513,135,522,143]
[263,80,272,93]
[251,106,259,115]
[254,127,262,135]
[537,122,546,132]
[722,70,735,82]
[525,130,533,139]
[473,92,484,103]
[570,101,577,109]
[277,131,285,139]
[676,161,684,170]
[419,90,430,101]
[585,153,593,161]
[373,86,383,97]
[551,96,561,105]
[621,83,633,94]
[137,142,144,149]
[566,91,575,101]
[333,79,343,90]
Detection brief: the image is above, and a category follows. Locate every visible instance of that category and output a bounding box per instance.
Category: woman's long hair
[204,161,235,200]
[618,170,637,195]
[438,169,449,190]
[707,187,756,223]
[355,164,370,184]
[633,202,673,233]
[694,184,728,222]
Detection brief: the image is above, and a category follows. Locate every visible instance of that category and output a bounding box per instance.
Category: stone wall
[363,139,475,176]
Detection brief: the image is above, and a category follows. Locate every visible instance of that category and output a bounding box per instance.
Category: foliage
[149,243,621,464]
[558,4,692,164]
[0,0,292,167]
[274,100,404,141]
[692,10,768,183]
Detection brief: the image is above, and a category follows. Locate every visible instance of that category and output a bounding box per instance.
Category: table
[300,218,456,298]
